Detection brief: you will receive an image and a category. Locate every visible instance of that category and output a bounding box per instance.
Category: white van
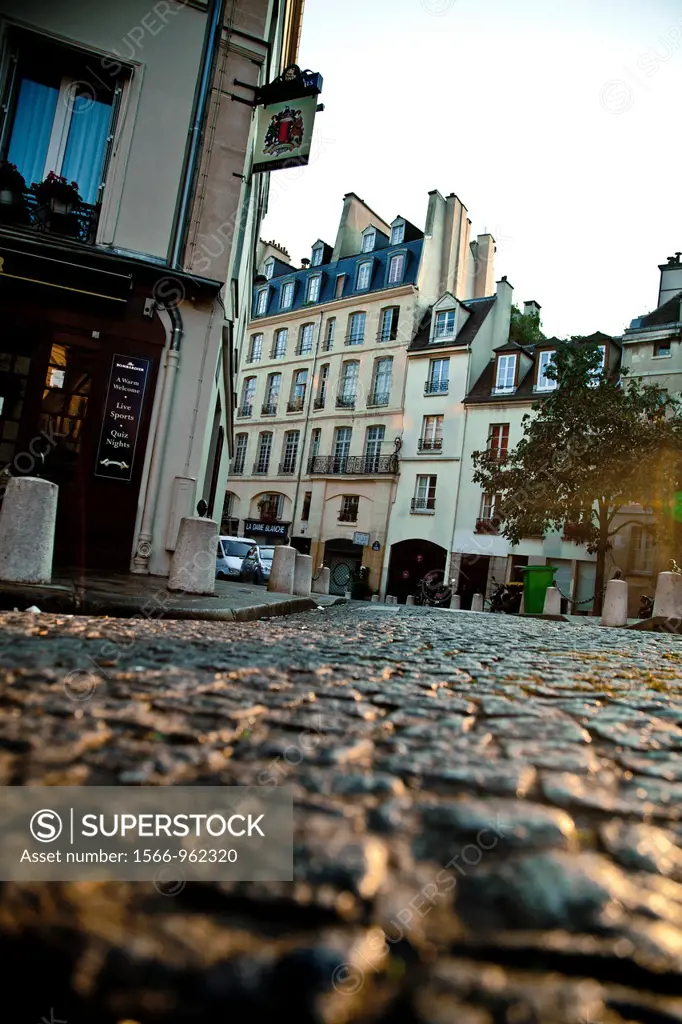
[216,536,256,580]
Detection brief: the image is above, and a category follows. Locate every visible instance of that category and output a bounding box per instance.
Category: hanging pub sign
[252,65,323,175]
[95,354,150,482]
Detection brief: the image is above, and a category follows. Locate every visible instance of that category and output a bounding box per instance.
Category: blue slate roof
[252,237,424,319]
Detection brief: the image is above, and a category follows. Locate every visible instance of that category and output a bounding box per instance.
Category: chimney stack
[301,258,310,269]
[523,300,541,319]
[658,252,682,308]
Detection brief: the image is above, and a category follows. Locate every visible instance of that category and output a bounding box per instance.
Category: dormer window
[264,258,275,280]
[361,228,376,253]
[495,354,517,392]
[356,261,372,291]
[255,288,268,316]
[390,220,405,246]
[311,246,323,267]
[306,275,321,302]
[280,281,294,310]
[388,253,405,285]
[536,350,558,391]
[588,345,607,386]
[433,310,456,340]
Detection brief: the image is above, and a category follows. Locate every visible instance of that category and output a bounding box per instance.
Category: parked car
[258,546,275,584]
[216,537,256,580]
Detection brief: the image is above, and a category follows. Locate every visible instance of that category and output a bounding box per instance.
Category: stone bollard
[406,594,415,605]
[601,578,628,627]
[293,553,313,597]
[653,571,682,619]
[167,516,218,594]
[312,566,330,595]
[543,586,562,616]
[451,595,461,610]
[267,545,296,594]
[519,591,525,614]
[371,594,380,603]
[471,593,484,612]
[0,476,58,585]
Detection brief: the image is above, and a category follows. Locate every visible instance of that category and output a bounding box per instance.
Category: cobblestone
[1,603,682,1022]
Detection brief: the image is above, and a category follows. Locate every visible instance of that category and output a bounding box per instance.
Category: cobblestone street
[2,603,682,1023]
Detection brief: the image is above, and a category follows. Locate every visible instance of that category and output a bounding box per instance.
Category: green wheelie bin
[519,565,557,614]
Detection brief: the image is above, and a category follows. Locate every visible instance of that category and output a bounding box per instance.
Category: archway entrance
[323,537,364,596]
[386,538,447,604]
[457,554,490,610]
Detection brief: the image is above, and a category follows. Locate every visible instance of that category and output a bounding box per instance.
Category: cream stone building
[0,0,306,575]
[227,189,496,593]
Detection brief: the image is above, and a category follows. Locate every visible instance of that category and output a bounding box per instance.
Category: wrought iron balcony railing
[229,459,245,475]
[336,395,356,409]
[278,461,297,475]
[252,461,271,475]
[261,402,278,416]
[367,392,390,407]
[424,379,448,395]
[237,405,253,417]
[418,438,443,451]
[411,497,436,512]
[338,510,358,523]
[287,397,305,413]
[313,396,325,410]
[0,190,101,244]
[308,454,399,476]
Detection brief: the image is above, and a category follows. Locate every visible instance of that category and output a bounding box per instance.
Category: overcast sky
[260,0,682,339]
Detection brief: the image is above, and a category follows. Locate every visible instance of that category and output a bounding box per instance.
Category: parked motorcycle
[415,570,452,607]
[489,579,523,614]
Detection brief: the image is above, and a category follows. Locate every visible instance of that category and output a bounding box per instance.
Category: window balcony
[237,405,253,418]
[338,511,358,523]
[261,403,278,416]
[308,455,399,476]
[411,497,436,513]
[475,517,500,534]
[278,461,297,475]
[295,346,314,357]
[345,334,364,346]
[0,191,101,245]
[313,396,325,410]
[336,395,356,409]
[270,348,286,360]
[418,438,443,452]
[229,460,245,475]
[367,392,390,407]
[287,397,305,413]
[424,379,448,395]
[253,461,271,475]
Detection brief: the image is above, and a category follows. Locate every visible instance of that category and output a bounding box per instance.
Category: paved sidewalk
[0,569,344,621]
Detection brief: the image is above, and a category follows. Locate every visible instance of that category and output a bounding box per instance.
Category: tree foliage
[472,340,682,611]
[509,304,544,348]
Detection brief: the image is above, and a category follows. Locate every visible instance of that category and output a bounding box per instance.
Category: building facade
[227,189,496,594]
[0,0,304,575]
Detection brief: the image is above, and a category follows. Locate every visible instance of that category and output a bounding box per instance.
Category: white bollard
[601,578,628,627]
[519,591,525,614]
[371,593,380,603]
[406,594,415,605]
[0,476,58,585]
[471,593,484,612]
[167,516,217,594]
[653,571,682,619]
[267,545,296,594]
[451,594,461,610]
[293,553,313,597]
[312,566,330,595]
[543,586,562,616]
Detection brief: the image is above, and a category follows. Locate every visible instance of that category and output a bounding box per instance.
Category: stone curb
[0,585,346,622]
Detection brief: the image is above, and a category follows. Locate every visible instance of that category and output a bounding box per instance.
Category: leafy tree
[472,340,682,614]
[509,304,544,347]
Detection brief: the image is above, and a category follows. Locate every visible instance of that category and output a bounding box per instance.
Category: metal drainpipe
[131,304,184,574]
[291,309,325,543]
[168,0,229,270]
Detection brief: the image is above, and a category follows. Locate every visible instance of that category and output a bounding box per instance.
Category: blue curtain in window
[62,95,112,206]
[7,78,59,187]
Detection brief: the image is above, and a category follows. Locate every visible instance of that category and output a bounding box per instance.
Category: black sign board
[95,354,150,482]
[243,520,290,538]
[0,245,132,302]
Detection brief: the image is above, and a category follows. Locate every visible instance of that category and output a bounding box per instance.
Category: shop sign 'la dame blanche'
[252,65,323,175]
